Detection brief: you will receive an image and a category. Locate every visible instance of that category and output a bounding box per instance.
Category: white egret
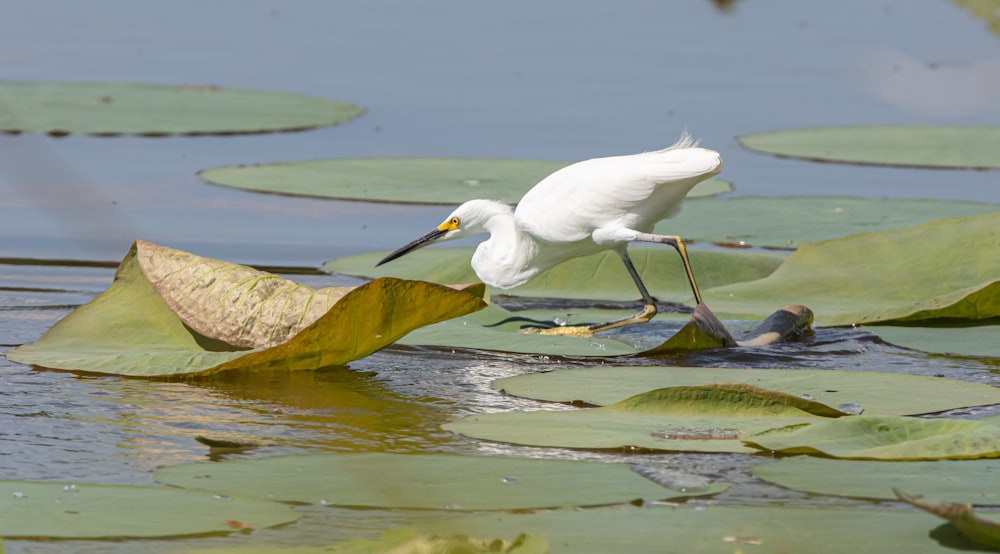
[377,133,722,336]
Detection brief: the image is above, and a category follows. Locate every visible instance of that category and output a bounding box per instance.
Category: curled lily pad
[0,81,363,136]
[745,414,1000,460]
[199,157,731,205]
[738,126,1000,169]
[443,384,846,454]
[154,452,723,510]
[5,241,485,376]
[0,480,297,538]
[895,489,1000,550]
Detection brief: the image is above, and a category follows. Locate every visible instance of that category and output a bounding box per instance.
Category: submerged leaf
[199,157,730,205]
[0,80,363,136]
[328,528,550,554]
[154,452,722,510]
[0,480,296,538]
[443,383,845,454]
[6,242,486,376]
[752,457,1000,504]
[895,489,1000,550]
[745,414,1000,460]
[738,125,1000,169]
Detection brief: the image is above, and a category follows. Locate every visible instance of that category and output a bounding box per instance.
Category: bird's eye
[450,217,460,227]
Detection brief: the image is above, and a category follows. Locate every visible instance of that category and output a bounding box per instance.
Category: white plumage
[379,134,722,335]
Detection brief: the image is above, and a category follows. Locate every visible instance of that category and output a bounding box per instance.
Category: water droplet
[838,402,864,415]
[501,476,519,484]
[63,484,79,492]
[12,491,26,499]
[463,179,481,186]
[443,503,462,510]
[553,317,568,327]
[319,499,332,505]
[590,342,606,351]
[800,393,815,400]
[213,493,230,500]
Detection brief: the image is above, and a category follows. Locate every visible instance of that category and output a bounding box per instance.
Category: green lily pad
[0,81,363,136]
[329,528,549,554]
[198,157,731,205]
[326,247,784,303]
[745,414,1000,460]
[752,457,1000,504]
[443,384,845,454]
[154,452,723,510]
[738,126,1000,169]
[866,323,1000,358]
[704,212,1000,326]
[416,504,994,554]
[895,489,1000,550]
[491,366,1000,416]
[668,196,1000,249]
[0,480,297,539]
[5,241,485,376]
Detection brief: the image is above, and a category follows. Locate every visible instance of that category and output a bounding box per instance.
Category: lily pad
[0,480,297,538]
[0,81,363,136]
[738,126,1000,169]
[330,528,549,554]
[153,452,723,510]
[5,241,485,376]
[752,457,1000,504]
[199,157,731,205]
[895,489,1000,550]
[491,366,1000,416]
[443,384,846,454]
[867,323,1000,358]
[667,196,1000,249]
[745,414,1000,460]
[326,247,784,302]
[415,503,993,554]
[704,212,1000,326]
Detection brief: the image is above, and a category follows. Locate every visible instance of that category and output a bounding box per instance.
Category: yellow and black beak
[376,218,458,267]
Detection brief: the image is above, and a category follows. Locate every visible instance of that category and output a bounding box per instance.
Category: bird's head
[376,199,511,267]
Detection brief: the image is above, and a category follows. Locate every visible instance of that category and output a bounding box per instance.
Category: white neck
[468,205,540,290]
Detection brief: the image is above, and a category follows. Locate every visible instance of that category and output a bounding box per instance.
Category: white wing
[515,140,722,244]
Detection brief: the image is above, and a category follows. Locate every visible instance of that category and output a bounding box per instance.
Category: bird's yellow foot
[521,325,596,338]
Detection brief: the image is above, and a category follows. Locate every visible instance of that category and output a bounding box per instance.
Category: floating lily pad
[667,196,1000,249]
[0,81,363,136]
[752,457,1000,504]
[154,452,723,510]
[331,528,548,554]
[895,489,1000,550]
[738,126,1000,169]
[443,384,845,454]
[491,366,1000,416]
[326,247,784,302]
[704,212,1000,326]
[0,480,296,539]
[199,158,731,205]
[867,324,1000,358]
[415,504,993,553]
[745,414,1000,460]
[5,241,485,376]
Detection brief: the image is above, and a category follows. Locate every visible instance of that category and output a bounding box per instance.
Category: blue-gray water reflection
[1,1,999,552]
